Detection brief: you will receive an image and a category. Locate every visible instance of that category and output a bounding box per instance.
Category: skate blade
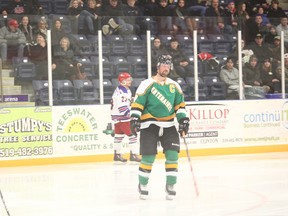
[113,161,127,165]
[139,194,148,200]
[129,160,140,165]
[166,194,175,200]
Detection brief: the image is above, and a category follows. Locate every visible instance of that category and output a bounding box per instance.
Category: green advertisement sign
[0,107,52,159]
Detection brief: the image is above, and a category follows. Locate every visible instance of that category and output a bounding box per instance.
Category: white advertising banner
[52,105,123,156]
[51,100,288,157]
[185,100,288,148]
[1,100,288,164]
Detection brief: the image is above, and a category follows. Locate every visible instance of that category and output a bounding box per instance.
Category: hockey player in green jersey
[130,54,190,200]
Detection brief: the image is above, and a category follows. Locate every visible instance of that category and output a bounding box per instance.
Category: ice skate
[114,151,127,164]
[165,184,176,200]
[130,151,141,163]
[138,184,148,200]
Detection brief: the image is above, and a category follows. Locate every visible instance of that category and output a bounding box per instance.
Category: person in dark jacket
[151,37,168,73]
[153,0,173,34]
[122,0,143,35]
[102,0,133,35]
[246,33,272,64]
[204,0,232,34]
[29,33,48,80]
[78,0,102,35]
[266,0,286,26]
[243,54,262,86]
[18,15,35,56]
[67,0,83,33]
[243,55,270,96]
[19,15,34,44]
[52,37,81,80]
[167,38,193,79]
[260,58,280,93]
[1,0,33,17]
[51,19,67,47]
[172,0,196,36]
[269,35,287,66]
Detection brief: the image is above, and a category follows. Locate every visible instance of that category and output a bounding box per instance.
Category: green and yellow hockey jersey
[131,77,188,129]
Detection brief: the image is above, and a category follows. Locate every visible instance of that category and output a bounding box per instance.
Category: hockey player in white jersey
[111,72,141,163]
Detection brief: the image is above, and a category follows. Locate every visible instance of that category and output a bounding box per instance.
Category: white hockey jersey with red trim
[111,85,132,123]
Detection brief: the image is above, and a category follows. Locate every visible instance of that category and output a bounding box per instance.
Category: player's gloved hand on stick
[178,117,190,137]
[130,117,141,136]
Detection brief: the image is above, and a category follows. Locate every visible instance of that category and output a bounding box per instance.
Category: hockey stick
[182,135,199,197]
[0,189,10,216]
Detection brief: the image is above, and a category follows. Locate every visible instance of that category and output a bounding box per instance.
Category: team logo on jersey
[169,84,175,93]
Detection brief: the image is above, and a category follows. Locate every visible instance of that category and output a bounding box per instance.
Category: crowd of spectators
[0,0,288,99]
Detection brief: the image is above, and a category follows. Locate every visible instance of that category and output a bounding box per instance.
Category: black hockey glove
[178,117,190,137]
[130,117,141,136]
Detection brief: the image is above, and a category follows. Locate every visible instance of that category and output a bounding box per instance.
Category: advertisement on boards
[0,107,52,159]
[185,100,288,148]
[52,105,123,156]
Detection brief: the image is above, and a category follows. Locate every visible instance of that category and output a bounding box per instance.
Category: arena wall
[0,99,288,167]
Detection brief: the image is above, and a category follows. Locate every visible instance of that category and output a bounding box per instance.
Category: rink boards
[0,99,288,167]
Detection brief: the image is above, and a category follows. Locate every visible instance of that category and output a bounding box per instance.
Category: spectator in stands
[78,0,85,8]
[166,38,193,79]
[78,0,102,35]
[266,0,286,27]
[51,19,67,47]
[246,33,272,64]
[122,0,143,35]
[187,0,207,17]
[275,54,288,92]
[276,17,288,50]
[219,57,241,99]
[29,33,48,80]
[26,0,43,15]
[153,0,173,34]
[246,0,269,16]
[236,0,254,17]
[223,0,237,34]
[52,37,81,80]
[260,58,280,93]
[230,39,252,66]
[67,0,83,34]
[0,19,26,69]
[102,0,134,35]
[269,36,287,66]
[136,0,157,16]
[204,0,232,34]
[151,37,168,72]
[245,14,268,44]
[256,6,270,27]
[265,25,278,45]
[33,17,48,38]
[1,0,33,17]
[243,54,270,95]
[18,15,35,56]
[131,0,159,34]
[235,2,250,34]
[172,0,197,36]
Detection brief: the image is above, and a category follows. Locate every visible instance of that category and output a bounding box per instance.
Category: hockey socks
[165,150,178,199]
[138,154,156,185]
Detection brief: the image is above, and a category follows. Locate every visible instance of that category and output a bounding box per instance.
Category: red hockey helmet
[118,72,132,83]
